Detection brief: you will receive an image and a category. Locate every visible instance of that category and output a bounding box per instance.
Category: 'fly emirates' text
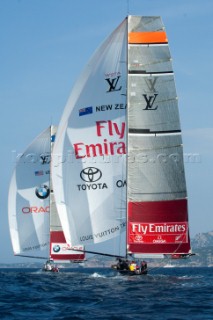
[131,223,187,235]
[74,120,126,159]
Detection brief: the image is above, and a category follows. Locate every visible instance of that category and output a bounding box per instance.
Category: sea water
[0,267,212,319]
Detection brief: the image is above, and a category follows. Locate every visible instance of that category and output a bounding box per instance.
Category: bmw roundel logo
[35,185,50,199]
[80,167,102,182]
[53,245,61,253]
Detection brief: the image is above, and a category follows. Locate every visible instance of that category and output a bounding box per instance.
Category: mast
[49,125,54,260]
[125,15,129,259]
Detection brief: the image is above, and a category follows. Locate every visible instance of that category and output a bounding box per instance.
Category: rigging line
[128,70,173,74]
[147,255,175,273]
[68,248,125,259]
[126,0,129,15]
[15,254,48,260]
[129,129,181,134]
[126,14,129,259]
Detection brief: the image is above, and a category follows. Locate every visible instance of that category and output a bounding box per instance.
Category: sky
[1,0,213,263]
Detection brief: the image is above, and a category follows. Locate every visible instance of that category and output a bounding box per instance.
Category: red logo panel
[128,222,188,244]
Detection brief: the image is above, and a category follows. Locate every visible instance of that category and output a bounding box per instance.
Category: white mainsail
[52,16,191,258]
[127,16,190,255]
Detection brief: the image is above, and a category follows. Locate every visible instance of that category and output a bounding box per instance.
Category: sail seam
[128,70,173,75]
[130,191,187,195]
[129,129,181,134]
[15,254,48,259]
[130,43,168,47]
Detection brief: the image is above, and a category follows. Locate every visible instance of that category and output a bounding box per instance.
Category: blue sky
[1,0,213,263]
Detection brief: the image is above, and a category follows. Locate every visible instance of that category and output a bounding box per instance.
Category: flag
[51,134,56,142]
[35,170,44,176]
[79,106,93,116]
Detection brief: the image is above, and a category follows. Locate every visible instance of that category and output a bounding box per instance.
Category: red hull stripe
[50,231,66,242]
[50,231,85,260]
[51,254,85,261]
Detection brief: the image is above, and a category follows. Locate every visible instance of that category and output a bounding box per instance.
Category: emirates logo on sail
[73,120,126,159]
[131,222,187,234]
[128,222,188,244]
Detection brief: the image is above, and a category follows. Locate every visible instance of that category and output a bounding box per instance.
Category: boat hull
[111,265,148,276]
[42,266,59,273]
[42,268,59,273]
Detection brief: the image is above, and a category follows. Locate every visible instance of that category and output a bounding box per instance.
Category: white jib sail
[8,128,51,258]
[52,19,127,254]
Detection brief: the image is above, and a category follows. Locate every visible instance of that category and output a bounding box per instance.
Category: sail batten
[129,71,173,75]
[129,129,181,134]
[128,31,168,44]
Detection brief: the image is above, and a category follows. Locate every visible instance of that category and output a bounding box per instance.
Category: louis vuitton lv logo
[143,77,158,110]
[145,78,158,92]
[105,76,122,92]
[143,94,158,110]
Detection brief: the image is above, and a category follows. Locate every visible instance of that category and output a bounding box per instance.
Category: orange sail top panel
[128,31,168,44]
